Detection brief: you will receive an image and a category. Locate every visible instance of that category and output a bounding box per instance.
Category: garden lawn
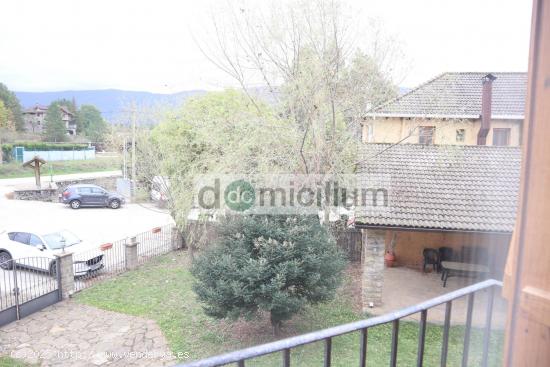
[0,156,121,179]
[74,251,504,366]
[0,356,35,367]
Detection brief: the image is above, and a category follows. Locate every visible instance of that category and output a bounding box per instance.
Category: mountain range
[15,87,410,125]
[15,89,206,123]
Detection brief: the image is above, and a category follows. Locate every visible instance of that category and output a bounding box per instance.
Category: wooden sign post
[22,156,47,188]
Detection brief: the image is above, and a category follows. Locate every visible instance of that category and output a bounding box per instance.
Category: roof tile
[355,143,521,232]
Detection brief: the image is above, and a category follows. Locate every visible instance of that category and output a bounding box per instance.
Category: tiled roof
[23,104,74,116]
[355,143,521,232]
[59,106,74,116]
[366,72,527,119]
[23,104,48,114]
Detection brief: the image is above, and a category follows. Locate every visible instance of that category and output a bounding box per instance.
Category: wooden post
[503,1,550,365]
[23,156,46,188]
[34,162,40,187]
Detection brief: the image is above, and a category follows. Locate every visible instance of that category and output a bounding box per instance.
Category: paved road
[0,170,122,189]
[0,171,174,245]
[0,171,175,309]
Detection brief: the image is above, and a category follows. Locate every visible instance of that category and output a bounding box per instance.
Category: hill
[15,89,206,124]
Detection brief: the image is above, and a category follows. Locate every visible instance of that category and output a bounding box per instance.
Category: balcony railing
[176,279,502,367]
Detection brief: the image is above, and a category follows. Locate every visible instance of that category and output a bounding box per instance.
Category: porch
[373,266,507,329]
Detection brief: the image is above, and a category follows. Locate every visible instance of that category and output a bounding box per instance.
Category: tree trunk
[270,313,282,336]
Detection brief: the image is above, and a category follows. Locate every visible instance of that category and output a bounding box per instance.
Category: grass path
[0,157,121,179]
[75,251,504,366]
[0,356,35,367]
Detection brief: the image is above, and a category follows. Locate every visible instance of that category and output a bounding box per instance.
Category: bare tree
[197,0,402,221]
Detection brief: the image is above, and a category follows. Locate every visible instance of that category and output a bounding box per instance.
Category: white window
[366,124,374,143]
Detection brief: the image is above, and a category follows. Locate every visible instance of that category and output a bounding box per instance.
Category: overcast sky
[0,0,532,93]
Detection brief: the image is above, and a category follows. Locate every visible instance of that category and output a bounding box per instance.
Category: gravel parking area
[0,172,173,245]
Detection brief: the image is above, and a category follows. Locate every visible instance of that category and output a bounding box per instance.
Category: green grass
[0,156,121,179]
[74,252,504,366]
[0,356,35,367]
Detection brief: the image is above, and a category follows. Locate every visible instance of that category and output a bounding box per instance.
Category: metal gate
[0,257,61,327]
[13,146,24,162]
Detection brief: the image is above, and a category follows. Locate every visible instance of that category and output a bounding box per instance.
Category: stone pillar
[171,226,183,251]
[125,237,138,270]
[55,252,74,299]
[361,228,386,310]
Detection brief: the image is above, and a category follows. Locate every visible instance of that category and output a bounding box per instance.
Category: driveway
[0,171,174,245]
[0,300,177,366]
[0,171,175,312]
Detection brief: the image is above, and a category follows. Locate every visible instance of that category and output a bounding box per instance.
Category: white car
[0,229,104,277]
[150,176,171,204]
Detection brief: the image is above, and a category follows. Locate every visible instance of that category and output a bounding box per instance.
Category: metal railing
[135,225,173,264]
[0,257,61,326]
[0,257,59,311]
[176,279,502,367]
[73,237,128,292]
[74,223,175,292]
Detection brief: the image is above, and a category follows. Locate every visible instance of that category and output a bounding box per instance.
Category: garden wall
[22,148,95,162]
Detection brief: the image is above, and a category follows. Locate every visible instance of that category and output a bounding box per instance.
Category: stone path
[0,300,177,366]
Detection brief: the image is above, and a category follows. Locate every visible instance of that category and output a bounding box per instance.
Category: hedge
[1,142,92,162]
[1,142,90,152]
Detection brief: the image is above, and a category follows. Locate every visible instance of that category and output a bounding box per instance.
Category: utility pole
[122,137,127,179]
[131,102,137,200]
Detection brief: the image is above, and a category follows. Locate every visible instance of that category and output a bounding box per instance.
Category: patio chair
[461,246,489,266]
[422,248,439,273]
[438,247,454,272]
[461,246,475,263]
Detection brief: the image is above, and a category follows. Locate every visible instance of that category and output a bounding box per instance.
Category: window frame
[493,128,511,146]
[418,126,435,145]
[456,129,466,142]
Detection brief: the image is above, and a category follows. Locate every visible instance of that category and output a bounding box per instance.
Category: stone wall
[13,183,59,202]
[12,175,121,202]
[55,175,120,195]
[361,228,386,309]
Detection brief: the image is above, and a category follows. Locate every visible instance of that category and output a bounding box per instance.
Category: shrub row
[1,142,90,152]
[1,142,92,162]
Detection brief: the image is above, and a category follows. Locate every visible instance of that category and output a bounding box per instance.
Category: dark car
[60,184,125,209]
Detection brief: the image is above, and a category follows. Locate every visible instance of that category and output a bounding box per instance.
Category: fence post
[171,226,183,251]
[55,252,74,299]
[125,237,138,270]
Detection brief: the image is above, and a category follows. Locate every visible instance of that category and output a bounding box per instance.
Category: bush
[191,215,347,334]
[1,142,90,153]
[1,144,12,162]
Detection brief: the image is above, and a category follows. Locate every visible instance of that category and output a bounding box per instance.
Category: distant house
[362,72,527,146]
[23,104,77,135]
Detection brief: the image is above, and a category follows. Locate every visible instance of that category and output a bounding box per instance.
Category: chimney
[477,73,497,145]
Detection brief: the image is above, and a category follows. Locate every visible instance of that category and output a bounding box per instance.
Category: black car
[60,184,125,209]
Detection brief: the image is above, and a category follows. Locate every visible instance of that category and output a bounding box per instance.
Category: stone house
[362,72,527,147]
[23,104,77,135]
[354,143,520,306]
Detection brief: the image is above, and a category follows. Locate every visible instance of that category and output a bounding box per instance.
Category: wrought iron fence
[136,224,173,264]
[73,223,175,292]
[73,237,128,292]
[176,279,502,367]
[0,257,60,326]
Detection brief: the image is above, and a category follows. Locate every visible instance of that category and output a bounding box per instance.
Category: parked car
[150,176,170,206]
[0,229,104,276]
[60,184,125,209]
